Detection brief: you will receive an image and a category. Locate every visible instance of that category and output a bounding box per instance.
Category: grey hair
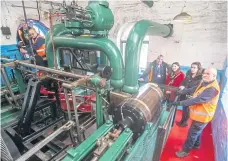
[208,68,217,77]
[157,55,164,59]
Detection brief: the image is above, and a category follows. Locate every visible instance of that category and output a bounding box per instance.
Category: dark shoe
[176,121,183,126]
[176,122,188,127]
[193,145,200,150]
[175,150,189,158]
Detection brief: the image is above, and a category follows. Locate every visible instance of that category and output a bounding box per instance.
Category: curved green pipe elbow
[123,20,173,94]
[46,36,124,89]
[45,24,83,66]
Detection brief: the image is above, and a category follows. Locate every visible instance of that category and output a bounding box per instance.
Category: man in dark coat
[138,55,169,85]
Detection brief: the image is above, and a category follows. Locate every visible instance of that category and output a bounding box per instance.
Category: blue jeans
[182,120,208,152]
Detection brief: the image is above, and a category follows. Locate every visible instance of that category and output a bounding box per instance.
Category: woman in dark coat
[177,62,203,127]
[165,62,185,102]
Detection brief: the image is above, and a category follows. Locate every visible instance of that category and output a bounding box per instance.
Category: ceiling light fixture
[173,2,192,23]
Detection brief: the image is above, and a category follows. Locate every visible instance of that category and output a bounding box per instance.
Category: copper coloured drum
[112,83,164,138]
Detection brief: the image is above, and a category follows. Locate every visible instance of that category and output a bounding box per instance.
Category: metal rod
[17,61,84,79]
[16,67,36,74]
[16,121,74,161]
[21,0,35,57]
[63,88,72,120]
[1,60,30,68]
[49,8,57,69]
[61,88,76,145]
[4,94,13,105]
[12,4,38,9]
[61,73,99,89]
[80,117,96,132]
[1,62,16,68]
[62,77,89,89]
[0,58,15,62]
[46,75,71,83]
[0,90,9,96]
[3,94,24,102]
[71,90,82,143]
[1,68,19,106]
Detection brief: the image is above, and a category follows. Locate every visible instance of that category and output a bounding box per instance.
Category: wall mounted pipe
[46,36,124,89]
[123,20,173,94]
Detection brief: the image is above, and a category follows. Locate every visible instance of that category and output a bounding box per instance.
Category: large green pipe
[123,20,173,94]
[45,24,83,67]
[46,36,124,89]
[45,23,83,44]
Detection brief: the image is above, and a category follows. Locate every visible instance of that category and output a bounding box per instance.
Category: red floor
[160,110,215,161]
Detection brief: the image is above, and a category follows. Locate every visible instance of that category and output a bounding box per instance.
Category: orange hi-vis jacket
[32,35,46,57]
[189,80,220,123]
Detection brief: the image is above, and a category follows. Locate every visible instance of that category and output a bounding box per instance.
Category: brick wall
[107,1,227,69]
[1,1,227,69]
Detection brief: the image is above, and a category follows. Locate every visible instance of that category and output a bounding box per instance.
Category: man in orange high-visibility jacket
[169,67,220,158]
[28,28,46,57]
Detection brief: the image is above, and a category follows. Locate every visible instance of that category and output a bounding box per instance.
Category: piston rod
[16,61,84,79]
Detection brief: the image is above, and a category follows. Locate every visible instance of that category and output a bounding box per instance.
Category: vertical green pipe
[46,36,124,89]
[95,88,103,128]
[123,20,173,94]
[100,52,108,65]
[89,75,105,128]
[142,0,154,8]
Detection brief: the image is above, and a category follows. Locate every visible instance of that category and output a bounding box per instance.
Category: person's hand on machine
[176,86,185,95]
[179,86,185,90]
[166,90,171,94]
[138,77,145,82]
[168,101,180,107]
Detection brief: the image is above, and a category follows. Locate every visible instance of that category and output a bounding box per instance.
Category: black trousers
[180,95,190,123]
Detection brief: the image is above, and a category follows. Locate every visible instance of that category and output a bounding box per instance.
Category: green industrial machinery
[63,83,176,161]
[1,1,175,161]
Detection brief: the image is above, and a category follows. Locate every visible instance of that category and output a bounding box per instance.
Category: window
[120,38,149,74]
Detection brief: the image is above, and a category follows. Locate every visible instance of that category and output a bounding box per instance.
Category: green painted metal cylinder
[86,1,114,31]
[123,20,173,94]
[46,36,124,89]
[45,24,83,45]
[100,51,109,65]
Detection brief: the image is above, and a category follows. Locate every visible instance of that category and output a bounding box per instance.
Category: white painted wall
[106,1,227,69]
[1,1,227,69]
[0,0,60,45]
